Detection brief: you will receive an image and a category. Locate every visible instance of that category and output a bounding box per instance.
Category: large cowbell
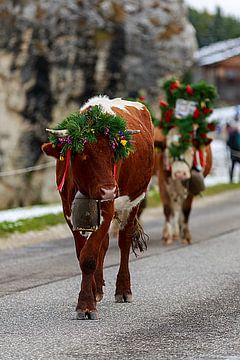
[183,169,205,195]
[71,191,101,232]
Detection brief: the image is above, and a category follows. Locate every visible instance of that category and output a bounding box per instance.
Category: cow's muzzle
[171,160,191,181]
[173,170,190,181]
[100,186,117,201]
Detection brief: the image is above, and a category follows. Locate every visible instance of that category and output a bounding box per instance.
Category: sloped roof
[194,37,240,66]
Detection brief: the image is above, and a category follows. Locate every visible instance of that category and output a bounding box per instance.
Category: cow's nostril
[100,186,116,200]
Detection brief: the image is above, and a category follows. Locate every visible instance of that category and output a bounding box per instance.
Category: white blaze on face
[166,128,181,148]
[171,160,191,180]
[171,147,194,180]
[80,95,144,115]
[166,128,194,180]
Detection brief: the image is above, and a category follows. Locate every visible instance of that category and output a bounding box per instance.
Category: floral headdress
[48,105,134,162]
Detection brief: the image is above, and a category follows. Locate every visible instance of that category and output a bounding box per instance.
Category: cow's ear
[42,143,61,159]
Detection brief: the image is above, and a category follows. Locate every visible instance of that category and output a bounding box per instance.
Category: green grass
[147,182,240,208]
[0,213,65,238]
[0,182,240,237]
[202,182,240,196]
[147,186,161,208]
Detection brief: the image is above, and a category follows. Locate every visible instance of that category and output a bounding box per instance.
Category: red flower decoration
[186,85,193,95]
[207,122,216,131]
[159,99,168,107]
[164,109,174,122]
[203,107,213,115]
[192,139,200,148]
[193,108,201,119]
[170,80,180,90]
[138,96,145,102]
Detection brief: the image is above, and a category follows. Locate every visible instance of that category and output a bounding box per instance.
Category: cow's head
[42,109,140,201]
[42,135,117,200]
[166,128,194,181]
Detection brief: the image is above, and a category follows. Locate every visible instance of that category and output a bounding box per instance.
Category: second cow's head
[166,128,195,181]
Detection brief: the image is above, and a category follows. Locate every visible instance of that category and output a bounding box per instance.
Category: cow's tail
[131,219,149,256]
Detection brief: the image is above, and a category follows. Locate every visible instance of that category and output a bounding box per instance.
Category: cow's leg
[162,204,173,245]
[64,212,103,307]
[64,214,87,260]
[72,231,87,259]
[172,209,180,241]
[76,202,114,320]
[61,197,87,259]
[115,207,140,303]
[181,193,194,244]
[77,235,106,319]
[94,233,109,302]
[157,162,174,245]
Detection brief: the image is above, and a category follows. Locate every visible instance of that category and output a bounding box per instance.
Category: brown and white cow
[154,127,212,245]
[42,96,154,320]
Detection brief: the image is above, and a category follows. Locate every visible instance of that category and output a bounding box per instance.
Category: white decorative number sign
[175,99,197,118]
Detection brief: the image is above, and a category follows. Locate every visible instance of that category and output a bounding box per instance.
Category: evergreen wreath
[48,105,134,162]
[159,78,218,159]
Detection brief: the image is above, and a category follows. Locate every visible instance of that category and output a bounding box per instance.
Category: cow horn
[126,129,141,134]
[46,128,69,137]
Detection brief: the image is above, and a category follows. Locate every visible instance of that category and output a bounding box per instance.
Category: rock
[0,0,197,208]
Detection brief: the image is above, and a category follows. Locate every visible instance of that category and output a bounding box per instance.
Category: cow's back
[112,105,154,198]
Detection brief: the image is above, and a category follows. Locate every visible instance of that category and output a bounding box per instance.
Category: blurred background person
[226,108,240,182]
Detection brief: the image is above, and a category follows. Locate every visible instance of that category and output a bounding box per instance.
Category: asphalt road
[0,191,240,359]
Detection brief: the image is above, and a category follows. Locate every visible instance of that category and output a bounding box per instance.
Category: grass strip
[147,182,240,208]
[0,213,65,238]
[202,182,240,196]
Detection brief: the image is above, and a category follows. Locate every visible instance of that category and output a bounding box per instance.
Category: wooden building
[193,38,240,105]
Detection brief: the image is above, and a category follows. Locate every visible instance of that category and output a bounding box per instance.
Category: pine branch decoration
[159,78,218,159]
[49,105,134,162]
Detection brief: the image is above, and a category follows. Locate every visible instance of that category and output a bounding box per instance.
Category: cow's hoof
[115,293,133,303]
[95,292,103,302]
[76,310,99,320]
[181,238,191,245]
[164,238,173,246]
[162,234,173,245]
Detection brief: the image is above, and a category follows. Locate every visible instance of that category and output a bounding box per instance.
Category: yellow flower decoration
[59,155,65,161]
[120,139,127,146]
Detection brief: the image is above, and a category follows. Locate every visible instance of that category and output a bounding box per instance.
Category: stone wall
[0,0,197,208]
